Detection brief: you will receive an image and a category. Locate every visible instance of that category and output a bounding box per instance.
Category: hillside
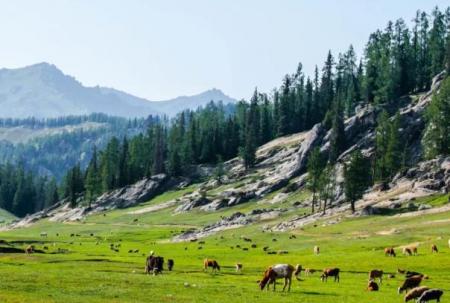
[0,63,236,118]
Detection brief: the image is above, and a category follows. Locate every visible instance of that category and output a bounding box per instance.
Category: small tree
[307,147,325,213]
[318,164,336,215]
[214,156,225,183]
[344,150,371,213]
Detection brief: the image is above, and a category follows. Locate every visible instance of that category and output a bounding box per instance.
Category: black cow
[167,259,174,271]
[145,256,164,275]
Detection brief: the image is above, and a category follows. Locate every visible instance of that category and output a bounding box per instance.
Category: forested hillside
[2,7,450,219]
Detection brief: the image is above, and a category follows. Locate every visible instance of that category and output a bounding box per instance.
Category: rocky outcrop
[93,174,169,210]
[6,174,174,228]
[172,209,285,241]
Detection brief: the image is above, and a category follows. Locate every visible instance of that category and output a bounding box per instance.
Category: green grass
[0,188,449,303]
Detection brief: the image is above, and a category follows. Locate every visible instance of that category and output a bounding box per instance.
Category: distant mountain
[0,63,237,118]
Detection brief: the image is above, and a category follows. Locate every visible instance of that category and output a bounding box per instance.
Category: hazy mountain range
[0,63,237,118]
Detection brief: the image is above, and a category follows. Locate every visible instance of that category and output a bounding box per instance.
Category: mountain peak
[0,63,237,118]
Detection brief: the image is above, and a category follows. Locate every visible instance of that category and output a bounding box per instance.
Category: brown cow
[367,280,379,291]
[369,269,383,284]
[204,259,220,273]
[258,264,301,292]
[304,268,316,276]
[321,268,340,282]
[431,244,438,253]
[24,245,34,255]
[403,247,413,256]
[404,286,430,302]
[398,275,425,294]
[385,247,396,257]
[235,263,243,273]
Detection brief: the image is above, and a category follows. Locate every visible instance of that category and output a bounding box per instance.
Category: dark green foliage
[307,147,326,214]
[344,150,372,213]
[374,111,404,184]
[423,76,450,158]
[329,101,346,163]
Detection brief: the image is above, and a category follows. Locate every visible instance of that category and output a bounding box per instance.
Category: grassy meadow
[0,186,449,303]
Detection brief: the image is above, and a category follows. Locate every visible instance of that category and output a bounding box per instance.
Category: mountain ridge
[0,62,237,118]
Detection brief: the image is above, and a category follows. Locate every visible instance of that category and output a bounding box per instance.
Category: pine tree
[329,100,346,163]
[85,146,101,207]
[422,77,450,158]
[118,137,130,187]
[429,7,447,78]
[385,113,403,177]
[307,147,325,214]
[344,150,371,213]
[318,164,336,215]
[374,111,390,185]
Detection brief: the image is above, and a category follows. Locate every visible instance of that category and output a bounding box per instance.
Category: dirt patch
[376,229,399,236]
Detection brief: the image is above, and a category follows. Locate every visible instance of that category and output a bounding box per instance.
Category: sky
[0,0,448,101]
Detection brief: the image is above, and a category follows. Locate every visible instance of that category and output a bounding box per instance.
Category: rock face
[93,174,169,210]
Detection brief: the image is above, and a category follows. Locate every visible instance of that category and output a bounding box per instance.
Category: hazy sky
[0,0,448,101]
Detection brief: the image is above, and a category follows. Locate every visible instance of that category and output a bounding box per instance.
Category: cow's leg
[273,279,276,291]
[287,277,291,292]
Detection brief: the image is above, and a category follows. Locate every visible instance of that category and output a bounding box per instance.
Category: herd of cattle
[23,233,448,302]
[143,243,446,302]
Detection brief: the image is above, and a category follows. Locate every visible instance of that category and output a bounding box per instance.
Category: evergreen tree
[423,77,450,158]
[307,147,325,214]
[344,150,371,213]
[85,146,101,207]
[329,100,346,163]
[318,164,335,215]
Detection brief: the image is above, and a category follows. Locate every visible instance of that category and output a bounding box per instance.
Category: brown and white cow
[235,263,243,273]
[24,245,34,255]
[313,246,320,255]
[369,269,383,284]
[431,244,438,253]
[385,247,396,257]
[258,264,301,292]
[203,259,220,273]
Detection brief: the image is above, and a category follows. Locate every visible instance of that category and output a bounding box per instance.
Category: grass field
[0,187,449,303]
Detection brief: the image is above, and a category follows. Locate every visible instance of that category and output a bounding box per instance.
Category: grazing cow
[405,271,424,278]
[25,245,34,255]
[235,263,243,273]
[167,259,174,271]
[404,286,430,302]
[314,246,320,255]
[305,268,316,276]
[403,247,413,256]
[40,232,47,237]
[321,268,340,282]
[398,275,424,294]
[145,256,164,275]
[417,289,443,303]
[369,269,383,284]
[203,259,220,273]
[431,244,438,253]
[258,264,301,292]
[367,280,379,291]
[385,247,396,257]
[408,246,418,255]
